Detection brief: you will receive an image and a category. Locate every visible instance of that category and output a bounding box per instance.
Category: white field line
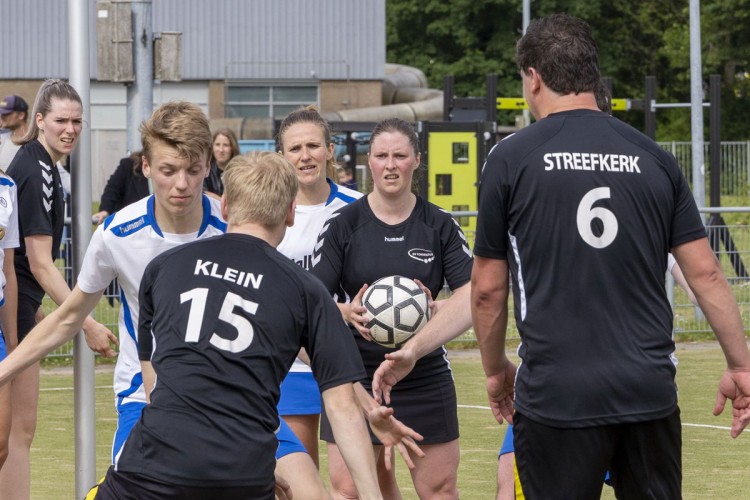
[37,389,736,433]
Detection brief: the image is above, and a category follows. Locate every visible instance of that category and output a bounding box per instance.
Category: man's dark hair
[516,13,601,96]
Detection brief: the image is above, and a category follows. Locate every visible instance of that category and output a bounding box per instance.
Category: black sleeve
[137,257,160,361]
[668,154,706,247]
[99,158,132,214]
[13,157,55,238]
[310,213,346,296]
[439,212,473,291]
[474,144,511,260]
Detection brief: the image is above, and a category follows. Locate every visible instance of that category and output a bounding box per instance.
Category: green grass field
[31,344,748,499]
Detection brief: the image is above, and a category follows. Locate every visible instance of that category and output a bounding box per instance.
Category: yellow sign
[496,97,528,110]
[427,131,479,233]
[610,98,628,111]
[497,97,629,112]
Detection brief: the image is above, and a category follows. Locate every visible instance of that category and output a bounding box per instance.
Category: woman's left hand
[346,284,372,341]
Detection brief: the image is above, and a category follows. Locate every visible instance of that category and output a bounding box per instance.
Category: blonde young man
[95,152,402,499]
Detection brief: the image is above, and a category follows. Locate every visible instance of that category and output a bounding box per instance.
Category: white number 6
[576,187,618,249]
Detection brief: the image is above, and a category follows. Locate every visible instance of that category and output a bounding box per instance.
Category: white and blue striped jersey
[77,195,226,406]
[0,174,20,305]
[276,179,361,373]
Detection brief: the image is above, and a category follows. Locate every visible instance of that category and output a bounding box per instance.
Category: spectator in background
[0,95,29,172]
[92,151,150,224]
[337,165,358,191]
[203,128,240,199]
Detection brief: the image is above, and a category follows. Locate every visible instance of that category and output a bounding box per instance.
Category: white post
[521,0,531,127]
[689,0,706,210]
[68,0,96,497]
[127,0,153,154]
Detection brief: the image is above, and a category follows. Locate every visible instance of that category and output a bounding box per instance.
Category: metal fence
[452,212,750,342]
[45,207,750,356]
[659,141,750,197]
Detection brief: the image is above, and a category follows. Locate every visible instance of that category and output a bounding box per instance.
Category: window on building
[225,84,319,119]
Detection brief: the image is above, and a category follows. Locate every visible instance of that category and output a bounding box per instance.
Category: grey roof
[0,0,385,81]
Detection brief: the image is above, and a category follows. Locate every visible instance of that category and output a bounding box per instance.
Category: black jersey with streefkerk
[475,109,706,428]
[116,233,366,488]
[311,195,473,386]
[7,140,65,303]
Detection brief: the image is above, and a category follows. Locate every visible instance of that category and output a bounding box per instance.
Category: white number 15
[180,288,258,353]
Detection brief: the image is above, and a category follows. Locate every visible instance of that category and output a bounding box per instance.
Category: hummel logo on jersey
[408,248,435,264]
[40,160,54,213]
[112,216,147,237]
[385,236,404,242]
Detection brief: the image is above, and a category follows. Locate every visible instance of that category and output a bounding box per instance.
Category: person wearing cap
[0,95,30,172]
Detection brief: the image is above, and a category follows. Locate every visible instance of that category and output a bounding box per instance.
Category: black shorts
[514,408,682,499]
[320,376,459,445]
[91,466,274,500]
[17,295,41,343]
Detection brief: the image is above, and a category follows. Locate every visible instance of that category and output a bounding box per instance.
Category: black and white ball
[362,275,430,348]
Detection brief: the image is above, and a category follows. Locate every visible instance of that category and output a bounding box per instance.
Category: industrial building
[0,0,399,195]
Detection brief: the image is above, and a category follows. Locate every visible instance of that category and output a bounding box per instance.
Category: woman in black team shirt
[312,118,473,499]
[0,79,115,499]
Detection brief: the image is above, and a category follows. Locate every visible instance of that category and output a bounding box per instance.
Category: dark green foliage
[387,0,750,139]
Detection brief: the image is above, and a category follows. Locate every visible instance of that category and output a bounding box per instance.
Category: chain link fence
[452,211,750,343]
[659,141,750,197]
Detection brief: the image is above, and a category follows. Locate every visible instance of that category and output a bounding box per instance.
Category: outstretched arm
[25,234,118,356]
[322,383,383,500]
[372,283,472,404]
[0,286,106,386]
[353,382,424,470]
[673,238,750,437]
[291,355,424,468]
[471,256,516,425]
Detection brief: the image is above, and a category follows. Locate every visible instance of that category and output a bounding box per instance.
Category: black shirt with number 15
[117,233,366,489]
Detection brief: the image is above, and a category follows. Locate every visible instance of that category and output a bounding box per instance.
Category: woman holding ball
[311,117,473,498]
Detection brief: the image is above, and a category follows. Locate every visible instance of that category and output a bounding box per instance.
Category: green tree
[386,0,750,139]
[386,0,520,97]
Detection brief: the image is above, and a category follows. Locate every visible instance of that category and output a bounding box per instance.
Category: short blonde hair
[140,101,211,165]
[223,151,299,227]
